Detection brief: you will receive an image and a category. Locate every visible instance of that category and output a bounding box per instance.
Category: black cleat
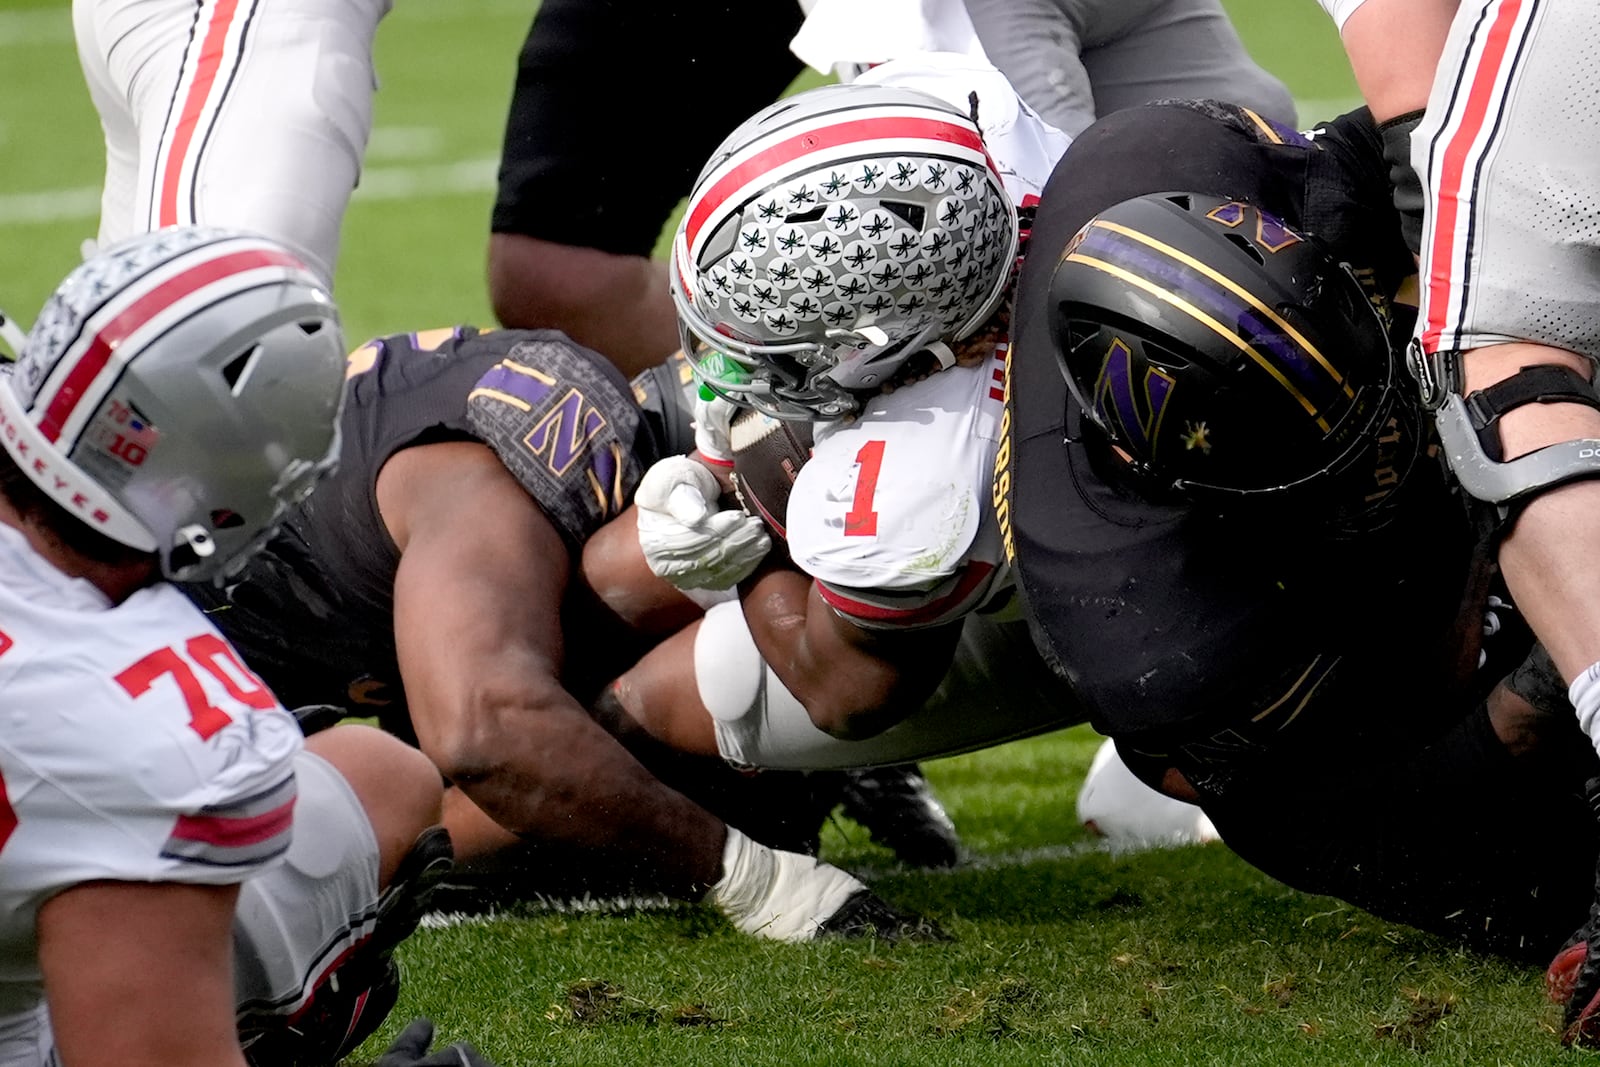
[815,888,949,942]
[240,955,401,1067]
[289,703,350,737]
[838,763,961,868]
[1554,777,1600,1046]
[239,827,455,1066]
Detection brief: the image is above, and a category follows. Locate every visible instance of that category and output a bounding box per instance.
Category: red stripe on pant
[1422,0,1525,354]
[158,0,244,227]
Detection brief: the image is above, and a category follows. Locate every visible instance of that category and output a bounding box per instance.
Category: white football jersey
[0,524,301,1053]
[852,51,1073,207]
[786,345,1014,629]
[791,0,992,82]
[780,54,1068,631]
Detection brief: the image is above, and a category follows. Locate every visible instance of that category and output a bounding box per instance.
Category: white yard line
[0,8,72,47]
[0,0,531,48]
[416,837,1212,929]
[0,157,501,227]
[0,89,1368,229]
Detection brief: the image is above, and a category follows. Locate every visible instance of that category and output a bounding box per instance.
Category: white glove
[692,392,739,465]
[635,455,770,590]
[706,826,865,942]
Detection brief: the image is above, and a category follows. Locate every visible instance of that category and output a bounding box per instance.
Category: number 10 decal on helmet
[672,83,1019,420]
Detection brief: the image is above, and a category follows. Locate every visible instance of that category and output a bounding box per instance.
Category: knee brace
[1411,342,1600,531]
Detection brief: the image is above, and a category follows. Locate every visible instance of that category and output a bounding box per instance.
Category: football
[728,407,814,541]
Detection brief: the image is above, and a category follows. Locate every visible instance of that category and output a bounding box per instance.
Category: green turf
[376,727,1578,1066]
[2,4,1579,1065]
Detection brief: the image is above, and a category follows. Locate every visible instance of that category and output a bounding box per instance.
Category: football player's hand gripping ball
[635,455,771,590]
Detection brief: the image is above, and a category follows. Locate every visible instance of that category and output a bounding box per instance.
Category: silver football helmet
[0,226,347,581]
[671,82,1019,420]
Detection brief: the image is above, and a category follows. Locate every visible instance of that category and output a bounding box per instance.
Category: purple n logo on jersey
[473,360,608,477]
[526,388,608,477]
[476,359,556,407]
[1093,338,1175,457]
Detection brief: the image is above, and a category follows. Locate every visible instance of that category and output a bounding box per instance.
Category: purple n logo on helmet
[1093,338,1176,459]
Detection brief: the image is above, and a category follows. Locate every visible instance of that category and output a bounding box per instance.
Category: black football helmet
[1046,191,1407,511]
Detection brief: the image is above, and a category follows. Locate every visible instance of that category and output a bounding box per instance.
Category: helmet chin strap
[925,342,956,369]
[826,324,891,351]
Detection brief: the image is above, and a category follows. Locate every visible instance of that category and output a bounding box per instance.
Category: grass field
[0,2,1587,1064]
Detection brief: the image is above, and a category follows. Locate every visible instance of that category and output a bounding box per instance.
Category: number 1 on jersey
[844,439,886,537]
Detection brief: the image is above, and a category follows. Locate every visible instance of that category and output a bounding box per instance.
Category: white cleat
[1077,738,1220,849]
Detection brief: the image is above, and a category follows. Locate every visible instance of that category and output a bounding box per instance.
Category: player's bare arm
[738,562,962,739]
[377,438,727,893]
[39,881,247,1067]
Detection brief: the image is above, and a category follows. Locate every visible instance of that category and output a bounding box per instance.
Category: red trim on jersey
[1421,0,1524,354]
[170,795,295,849]
[38,248,303,443]
[817,560,995,625]
[685,116,989,252]
[987,343,1009,402]
[159,0,243,227]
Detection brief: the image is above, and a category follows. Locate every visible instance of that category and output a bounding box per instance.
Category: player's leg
[961,0,1096,135]
[71,0,143,248]
[485,0,805,374]
[610,605,1083,770]
[1075,0,1298,127]
[302,724,447,888]
[579,498,970,868]
[87,0,391,284]
[1414,6,1600,1038]
[234,731,447,1066]
[962,0,1296,137]
[1411,0,1600,703]
[1203,681,1599,965]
